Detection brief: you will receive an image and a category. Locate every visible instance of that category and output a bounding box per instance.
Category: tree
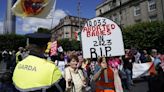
[0,34,26,51]
[122,21,164,53]
[36,28,51,34]
[57,38,81,51]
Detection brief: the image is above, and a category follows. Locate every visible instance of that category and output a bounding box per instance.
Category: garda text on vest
[18,64,37,72]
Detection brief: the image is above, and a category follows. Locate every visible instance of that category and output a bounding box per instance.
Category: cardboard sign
[81,17,125,58]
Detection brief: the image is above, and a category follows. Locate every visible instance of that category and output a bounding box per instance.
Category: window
[148,0,156,12]
[135,19,141,23]
[99,9,102,14]
[134,5,141,16]
[112,0,116,7]
[65,32,69,38]
[81,23,85,27]
[109,2,112,10]
[109,6,111,10]
[149,15,157,21]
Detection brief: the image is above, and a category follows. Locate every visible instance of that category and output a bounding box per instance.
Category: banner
[132,62,156,78]
[50,41,57,56]
[12,0,55,18]
[81,17,125,58]
[45,42,52,53]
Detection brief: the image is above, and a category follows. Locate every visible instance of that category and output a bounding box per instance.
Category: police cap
[26,33,51,46]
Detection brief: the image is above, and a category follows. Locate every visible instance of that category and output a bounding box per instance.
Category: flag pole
[77,0,81,32]
[50,0,57,29]
[77,0,82,53]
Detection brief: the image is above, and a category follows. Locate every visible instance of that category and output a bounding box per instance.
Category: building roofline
[96,0,112,10]
[64,15,89,20]
[97,0,144,17]
[51,15,88,33]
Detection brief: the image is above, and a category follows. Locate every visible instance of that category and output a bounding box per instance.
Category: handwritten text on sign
[81,17,125,58]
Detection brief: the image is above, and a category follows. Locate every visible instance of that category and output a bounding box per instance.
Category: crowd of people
[0,47,164,92]
[0,34,164,92]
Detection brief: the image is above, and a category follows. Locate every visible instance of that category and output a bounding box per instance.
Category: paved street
[130,78,149,92]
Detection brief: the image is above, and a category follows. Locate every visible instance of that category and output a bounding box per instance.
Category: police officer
[16,47,24,64]
[12,33,66,92]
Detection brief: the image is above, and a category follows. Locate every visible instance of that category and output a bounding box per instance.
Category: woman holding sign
[93,57,123,92]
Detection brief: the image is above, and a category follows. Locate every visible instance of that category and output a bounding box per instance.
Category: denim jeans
[125,69,133,89]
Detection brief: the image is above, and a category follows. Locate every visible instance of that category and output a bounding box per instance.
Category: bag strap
[68,68,76,92]
[77,70,83,80]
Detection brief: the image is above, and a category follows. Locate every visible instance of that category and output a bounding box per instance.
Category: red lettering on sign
[83,24,115,37]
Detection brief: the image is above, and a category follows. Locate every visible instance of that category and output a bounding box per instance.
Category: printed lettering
[83,24,115,37]
[93,41,98,46]
[18,64,37,72]
[90,48,97,58]
[105,46,112,57]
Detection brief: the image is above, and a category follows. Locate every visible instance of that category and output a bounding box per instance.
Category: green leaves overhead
[122,21,164,52]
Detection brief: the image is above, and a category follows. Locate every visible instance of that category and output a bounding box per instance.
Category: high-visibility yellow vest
[13,55,62,91]
[16,51,21,64]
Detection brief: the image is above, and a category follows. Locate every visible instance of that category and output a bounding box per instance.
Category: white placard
[81,17,125,58]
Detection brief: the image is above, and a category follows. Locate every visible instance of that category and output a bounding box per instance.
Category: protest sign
[81,17,125,58]
[50,41,57,56]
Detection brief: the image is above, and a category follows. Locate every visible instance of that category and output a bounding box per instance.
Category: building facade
[51,15,88,40]
[96,0,164,27]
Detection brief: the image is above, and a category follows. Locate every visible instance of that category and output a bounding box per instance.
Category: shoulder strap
[68,68,76,92]
[68,68,73,79]
[77,70,83,80]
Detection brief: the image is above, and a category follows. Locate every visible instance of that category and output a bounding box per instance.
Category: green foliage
[57,38,81,51]
[0,34,26,51]
[36,27,51,34]
[122,21,164,52]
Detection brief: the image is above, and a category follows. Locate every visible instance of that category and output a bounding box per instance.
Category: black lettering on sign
[94,20,97,26]
[102,19,106,25]
[98,36,104,41]
[106,39,112,45]
[86,20,92,26]
[97,19,101,26]
[102,40,105,46]
[18,64,37,72]
[90,48,97,58]
[93,39,112,46]
[100,47,103,57]
[93,41,98,46]
[90,46,112,58]
[105,46,112,57]
[86,19,107,26]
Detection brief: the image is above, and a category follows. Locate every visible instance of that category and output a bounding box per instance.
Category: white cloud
[19,9,67,33]
[0,21,4,34]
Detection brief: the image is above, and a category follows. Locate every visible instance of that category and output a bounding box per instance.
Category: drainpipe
[161,0,164,20]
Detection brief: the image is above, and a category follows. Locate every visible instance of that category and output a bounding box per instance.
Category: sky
[0,0,102,35]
